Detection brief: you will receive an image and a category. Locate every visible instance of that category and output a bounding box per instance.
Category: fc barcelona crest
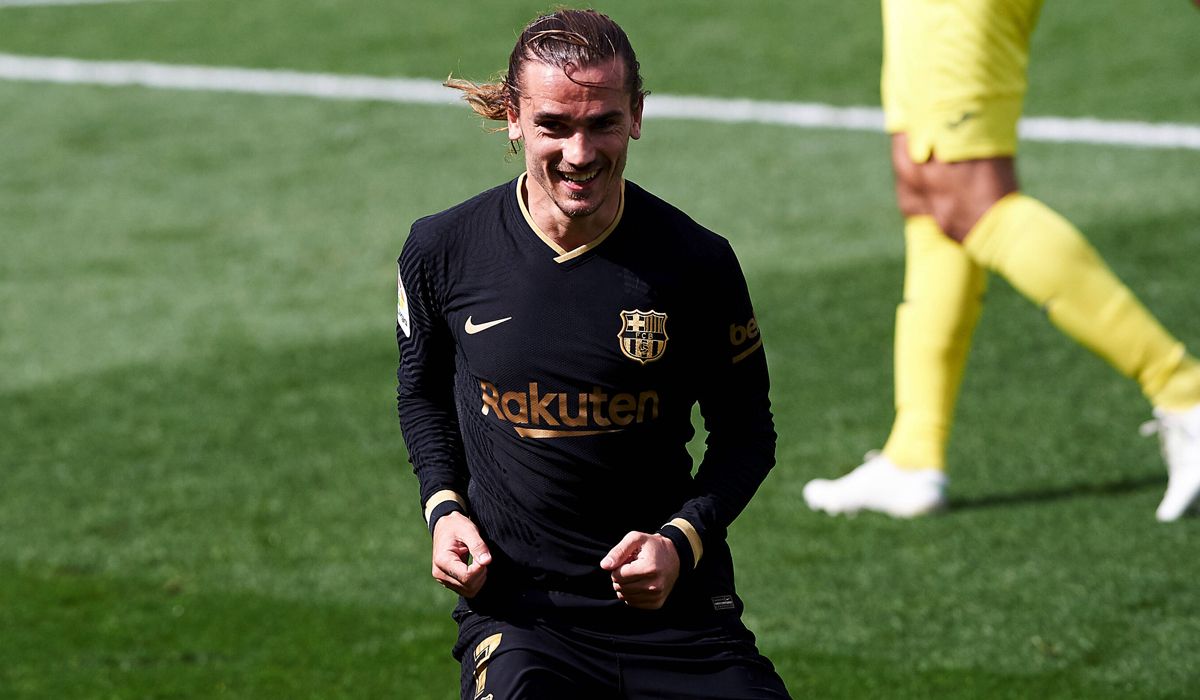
[618,309,669,364]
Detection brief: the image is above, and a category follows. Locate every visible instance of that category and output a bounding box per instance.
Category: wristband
[427,500,466,535]
[423,489,467,535]
[658,517,702,574]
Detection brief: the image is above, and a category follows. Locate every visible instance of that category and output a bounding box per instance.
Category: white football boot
[803,452,947,518]
[1140,404,1200,522]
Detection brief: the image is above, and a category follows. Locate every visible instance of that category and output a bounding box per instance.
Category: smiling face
[507,58,643,245]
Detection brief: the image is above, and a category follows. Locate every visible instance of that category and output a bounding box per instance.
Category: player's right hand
[431,511,492,598]
[601,531,680,610]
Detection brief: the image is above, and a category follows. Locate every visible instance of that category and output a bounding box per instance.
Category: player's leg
[802,139,981,517]
[950,186,1200,520]
[455,613,619,699]
[804,0,986,517]
[617,622,791,699]
[814,0,1200,520]
[892,0,1200,520]
[621,657,790,700]
[886,136,990,475]
[957,188,1199,413]
[462,647,587,699]
[920,155,1200,426]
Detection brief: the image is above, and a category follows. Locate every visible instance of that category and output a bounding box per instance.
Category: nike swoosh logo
[947,111,977,129]
[464,316,513,334]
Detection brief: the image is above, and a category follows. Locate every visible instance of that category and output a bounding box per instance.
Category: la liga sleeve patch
[396,266,411,338]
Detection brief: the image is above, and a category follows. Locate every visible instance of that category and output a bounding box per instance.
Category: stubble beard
[556,191,603,219]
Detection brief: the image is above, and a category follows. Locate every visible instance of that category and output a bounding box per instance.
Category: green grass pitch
[1,1,1199,697]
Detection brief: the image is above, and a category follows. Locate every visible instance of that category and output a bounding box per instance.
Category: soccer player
[396,10,790,698]
[803,0,1200,521]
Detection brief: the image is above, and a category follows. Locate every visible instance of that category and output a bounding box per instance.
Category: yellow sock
[963,193,1200,410]
[882,216,987,470]
[1155,355,1200,411]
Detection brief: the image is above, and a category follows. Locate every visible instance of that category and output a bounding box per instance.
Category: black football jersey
[397,175,775,620]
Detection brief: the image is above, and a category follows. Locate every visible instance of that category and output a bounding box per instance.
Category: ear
[629,95,644,140]
[506,102,523,142]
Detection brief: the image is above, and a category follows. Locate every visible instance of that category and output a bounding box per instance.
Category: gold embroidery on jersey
[480,381,660,438]
[515,172,625,262]
[732,337,764,364]
[514,427,617,439]
[619,310,669,364]
[729,316,763,364]
[473,633,503,698]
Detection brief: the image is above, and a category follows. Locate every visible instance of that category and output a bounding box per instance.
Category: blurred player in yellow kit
[804,0,1200,521]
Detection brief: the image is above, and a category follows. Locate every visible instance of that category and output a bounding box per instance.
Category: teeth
[562,171,598,183]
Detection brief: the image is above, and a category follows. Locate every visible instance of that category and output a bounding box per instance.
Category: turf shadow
[950,473,1165,513]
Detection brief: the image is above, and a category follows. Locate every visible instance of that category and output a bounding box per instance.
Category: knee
[924,158,1019,242]
[926,193,973,242]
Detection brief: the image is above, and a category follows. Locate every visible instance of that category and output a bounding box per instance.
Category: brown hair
[446,9,646,141]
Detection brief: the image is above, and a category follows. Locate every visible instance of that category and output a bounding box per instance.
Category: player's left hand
[600,531,680,610]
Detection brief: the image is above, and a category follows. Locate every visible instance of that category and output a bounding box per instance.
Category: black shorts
[453,609,791,699]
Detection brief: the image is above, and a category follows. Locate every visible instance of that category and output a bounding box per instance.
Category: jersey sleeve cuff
[658,517,703,573]
[424,489,466,535]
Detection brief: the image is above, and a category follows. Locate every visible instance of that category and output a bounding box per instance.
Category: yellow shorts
[881,0,1045,163]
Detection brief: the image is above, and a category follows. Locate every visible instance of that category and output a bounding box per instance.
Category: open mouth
[559,170,599,185]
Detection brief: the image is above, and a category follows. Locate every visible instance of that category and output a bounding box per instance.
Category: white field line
[647,94,1200,151]
[0,53,458,104]
[0,0,171,7]
[1,53,1198,151]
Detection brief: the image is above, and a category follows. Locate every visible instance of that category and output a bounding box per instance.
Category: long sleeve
[659,241,776,571]
[396,228,469,520]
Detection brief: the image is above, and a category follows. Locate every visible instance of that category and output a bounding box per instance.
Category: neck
[523,177,622,253]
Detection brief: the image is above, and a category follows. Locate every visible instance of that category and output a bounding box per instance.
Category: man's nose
[562,130,596,167]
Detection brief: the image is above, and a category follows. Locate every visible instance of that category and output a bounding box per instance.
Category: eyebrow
[533,109,624,125]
